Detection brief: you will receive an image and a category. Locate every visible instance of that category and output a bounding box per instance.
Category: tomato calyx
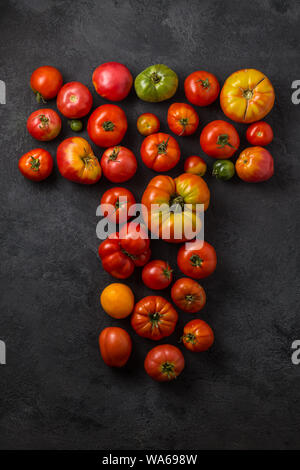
[179,118,189,134]
[38,115,49,128]
[150,72,161,84]
[217,134,236,149]
[30,156,41,171]
[160,361,176,379]
[190,254,203,267]
[197,78,210,89]
[102,120,115,132]
[169,194,184,210]
[157,137,170,154]
[243,89,253,100]
[108,147,120,162]
[35,91,46,104]
[149,312,161,326]
[185,294,195,304]
[182,333,197,344]
[162,266,172,280]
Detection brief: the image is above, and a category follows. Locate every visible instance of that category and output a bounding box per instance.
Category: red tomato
[27,108,61,141]
[246,121,274,146]
[101,187,136,224]
[99,327,132,367]
[131,296,178,341]
[144,345,185,382]
[92,62,133,101]
[171,278,206,313]
[137,113,160,136]
[100,146,137,183]
[57,81,92,118]
[18,148,53,182]
[140,132,180,172]
[184,155,207,176]
[30,65,63,102]
[177,240,217,279]
[167,103,199,136]
[184,71,220,106]
[235,146,274,183]
[87,104,128,147]
[142,260,173,290]
[56,137,101,184]
[182,319,214,352]
[200,120,240,159]
[119,222,150,255]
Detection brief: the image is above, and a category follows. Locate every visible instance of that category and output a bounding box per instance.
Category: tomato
[171,278,206,313]
[246,121,273,146]
[144,345,185,382]
[93,62,133,101]
[27,108,61,141]
[220,68,275,123]
[212,160,235,181]
[119,222,150,256]
[184,71,220,106]
[18,148,53,182]
[100,283,134,319]
[142,260,173,290]
[135,64,178,102]
[30,65,63,102]
[137,113,160,136]
[99,327,132,367]
[100,146,137,183]
[131,296,178,341]
[177,240,217,279]
[182,319,214,352]
[69,119,83,132]
[167,103,199,136]
[200,120,240,159]
[141,173,210,243]
[235,146,274,183]
[101,187,136,224]
[140,132,180,172]
[56,137,101,184]
[57,81,92,119]
[87,104,127,148]
[184,155,207,176]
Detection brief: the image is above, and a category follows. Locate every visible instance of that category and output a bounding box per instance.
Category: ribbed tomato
[171,278,206,313]
[140,132,180,172]
[167,103,199,136]
[144,345,185,382]
[182,319,214,352]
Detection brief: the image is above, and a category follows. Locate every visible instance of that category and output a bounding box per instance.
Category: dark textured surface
[0,0,300,450]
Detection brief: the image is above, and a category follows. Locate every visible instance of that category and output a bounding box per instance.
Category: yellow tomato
[100,283,134,319]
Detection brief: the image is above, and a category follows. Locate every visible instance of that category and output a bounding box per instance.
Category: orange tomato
[137,113,160,136]
[235,146,274,183]
[100,283,134,319]
[167,103,199,136]
[184,156,207,176]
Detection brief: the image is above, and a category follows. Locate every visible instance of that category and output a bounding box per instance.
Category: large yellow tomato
[100,283,134,319]
[220,69,275,123]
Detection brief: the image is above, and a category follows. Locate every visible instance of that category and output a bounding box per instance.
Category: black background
[0,0,300,450]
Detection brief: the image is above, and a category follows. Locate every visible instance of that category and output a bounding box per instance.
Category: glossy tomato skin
[171,278,206,313]
[100,146,137,183]
[56,137,101,184]
[18,148,53,182]
[235,146,274,183]
[140,132,180,172]
[137,113,160,136]
[167,103,199,136]
[93,62,133,101]
[212,160,235,181]
[177,240,217,279]
[131,296,178,341]
[57,81,92,119]
[101,187,136,224]
[184,71,220,106]
[246,121,273,146]
[27,108,61,141]
[182,319,214,352]
[30,65,63,101]
[99,327,132,367]
[100,283,134,319]
[135,64,178,102]
[119,222,150,256]
[184,155,207,176]
[200,120,240,159]
[142,260,173,290]
[87,104,127,147]
[144,345,185,382]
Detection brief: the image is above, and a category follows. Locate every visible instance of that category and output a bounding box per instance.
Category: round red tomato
[235,146,274,183]
[101,187,136,224]
[57,81,92,118]
[30,65,63,102]
[99,327,132,367]
[87,104,128,147]
[93,62,133,101]
[140,132,180,172]
[27,108,61,141]
[246,121,274,146]
[144,345,185,382]
[184,71,220,106]
[182,319,214,352]
[142,260,173,290]
[137,113,160,136]
[184,155,207,176]
[167,103,199,136]
[177,240,217,279]
[119,222,150,255]
[200,120,240,159]
[18,148,53,182]
[171,278,206,313]
[100,146,137,183]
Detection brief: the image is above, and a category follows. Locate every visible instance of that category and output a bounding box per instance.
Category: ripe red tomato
[87,104,128,147]
[57,81,93,118]
[119,222,150,255]
[137,113,160,136]
[100,146,137,183]
[99,327,132,367]
[167,103,199,136]
[144,345,185,382]
[27,109,61,141]
[200,120,240,159]
[171,278,206,313]
[131,296,178,341]
[18,148,53,182]
[184,71,220,106]
[235,146,274,183]
[30,65,63,102]
[177,240,217,279]
[93,62,133,101]
[182,319,214,352]
[246,121,274,146]
[184,155,207,176]
[101,187,136,224]
[142,260,173,290]
[140,132,180,172]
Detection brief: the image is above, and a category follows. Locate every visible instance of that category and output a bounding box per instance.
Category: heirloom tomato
[101,187,136,224]
[246,121,273,146]
[30,65,63,102]
[212,160,235,181]
[99,327,132,367]
[142,260,173,290]
[69,119,83,132]
[184,155,207,176]
[18,148,53,182]
[144,345,185,382]
[235,146,274,183]
[87,104,127,147]
[200,120,240,159]
[134,64,178,102]
[27,108,61,141]
[100,283,134,319]
[92,62,133,101]
[182,319,214,352]
[57,81,92,118]
[167,103,199,136]
[100,146,137,183]
[171,278,206,313]
[119,222,150,256]
[137,113,160,136]
[177,240,217,279]
[184,71,220,106]
[140,132,180,172]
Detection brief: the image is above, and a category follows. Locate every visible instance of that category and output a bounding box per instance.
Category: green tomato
[134,64,178,102]
[212,160,235,181]
[69,119,83,132]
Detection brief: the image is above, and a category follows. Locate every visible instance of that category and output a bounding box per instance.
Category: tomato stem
[38,115,49,128]
[182,333,197,345]
[157,137,169,154]
[150,72,161,84]
[161,361,175,378]
[190,254,203,267]
[185,294,195,303]
[162,266,172,280]
[217,134,236,149]
[30,156,40,171]
[108,147,120,161]
[196,78,210,89]
[149,312,161,326]
[35,92,46,104]
[102,120,115,132]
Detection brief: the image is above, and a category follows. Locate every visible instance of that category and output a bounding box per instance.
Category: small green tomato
[212,159,235,181]
[69,119,83,132]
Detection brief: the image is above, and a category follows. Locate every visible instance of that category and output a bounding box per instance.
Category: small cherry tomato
[212,160,235,181]
[30,65,63,102]
[235,146,274,183]
[182,319,214,352]
[57,81,93,119]
[184,71,220,106]
[167,103,199,136]
[18,148,53,182]
[69,119,83,132]
[100,283,134,319]
[184,155,207,176]
[171,278,206,313]
[144,344,185,382]
[140,132,180,172]
[101,187,136,224]
[200,120,240,159]
[142,260,173,290]
[87,104,128,147]
[246,121,274,146]
[137,113,160,136]
[93,62,133,101]
[119,222,150,256]
[100,146,137,183]
[27,108,61,141]
[99,327,132,367]
[177,240,217,279]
